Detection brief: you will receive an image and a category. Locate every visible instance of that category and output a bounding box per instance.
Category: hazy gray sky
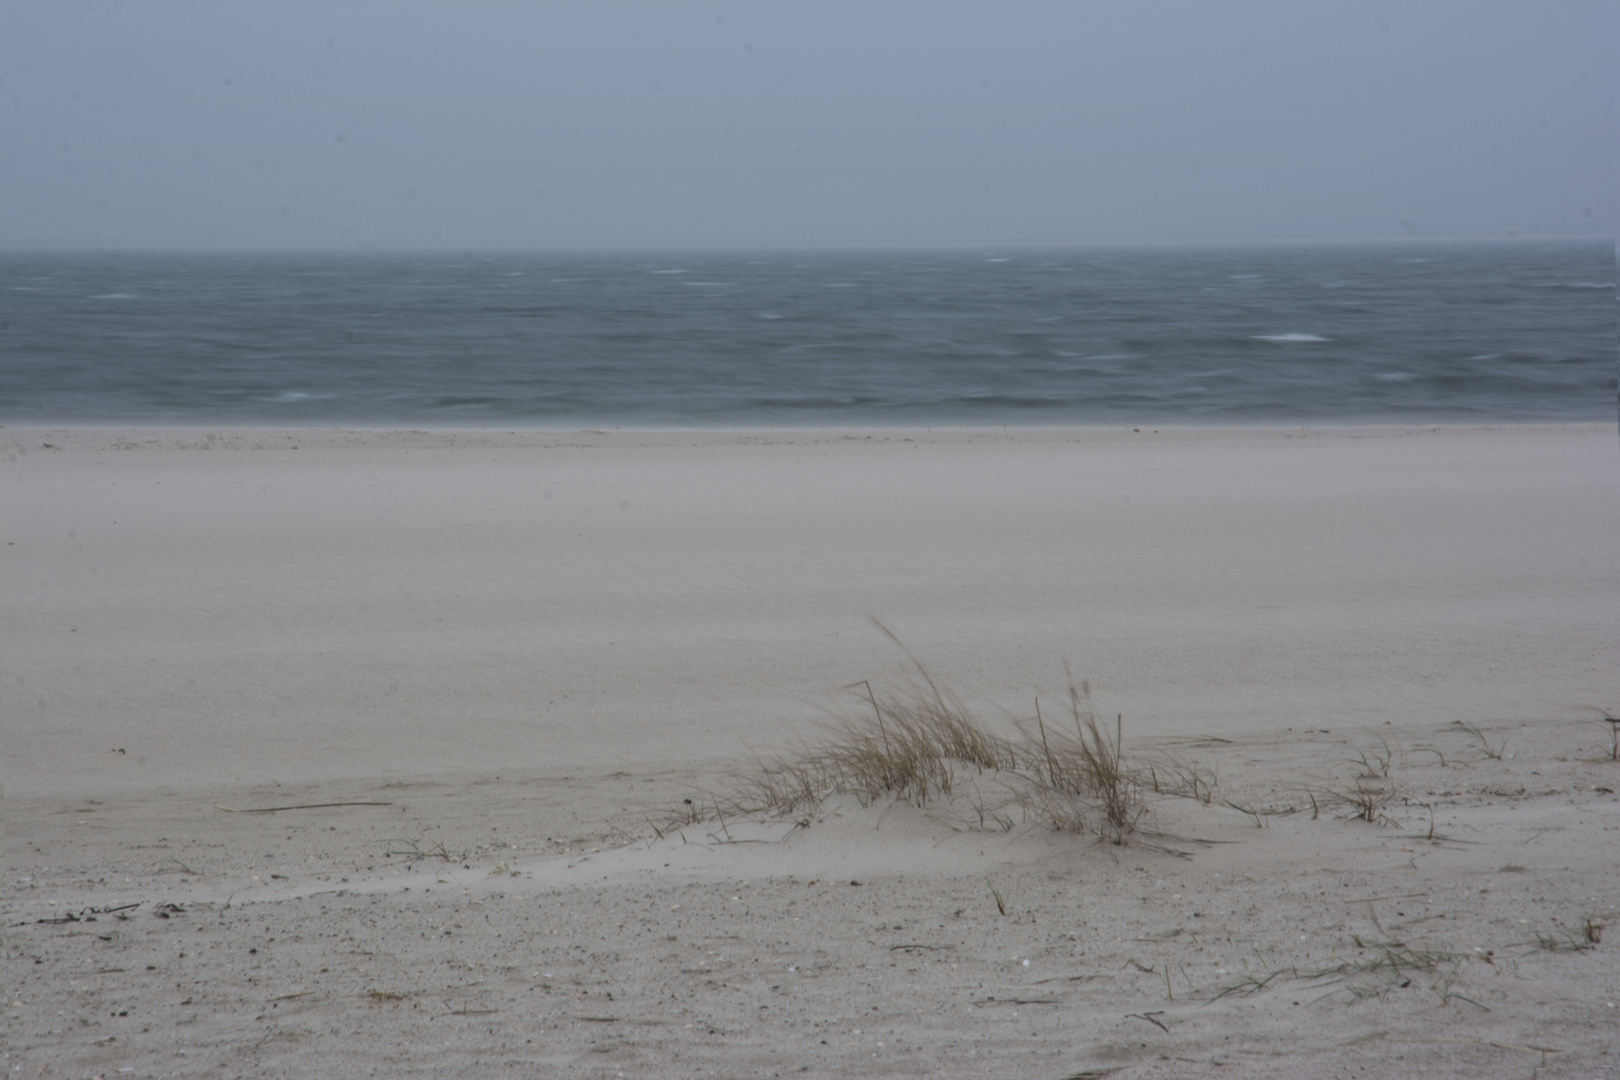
[3,1,1612,249]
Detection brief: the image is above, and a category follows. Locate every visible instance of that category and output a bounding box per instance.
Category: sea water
[1,242,1612,426]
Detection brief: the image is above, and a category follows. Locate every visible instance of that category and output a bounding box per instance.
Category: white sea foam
[90,293,138,300]
[1374,372,1416,382]
[1254,333,1328,343]
[757,313,784,320]
[648,269,689,274]
[682,281,728,287]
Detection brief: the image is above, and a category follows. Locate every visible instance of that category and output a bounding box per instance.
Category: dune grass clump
[703,644,1151,843]
[666,623,1244,843]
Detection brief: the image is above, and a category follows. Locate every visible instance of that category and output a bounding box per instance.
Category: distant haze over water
[1,242,1613,426]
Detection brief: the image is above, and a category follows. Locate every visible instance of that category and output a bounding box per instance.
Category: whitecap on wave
[90,293,138,300]
[1253,333,1329,343]
[265,391,334,403]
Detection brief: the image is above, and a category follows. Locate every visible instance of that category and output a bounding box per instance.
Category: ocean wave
[265,391,335,403]
[4,244,1610,426]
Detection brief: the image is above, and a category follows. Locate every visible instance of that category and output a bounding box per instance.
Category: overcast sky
[2,1,1613,249]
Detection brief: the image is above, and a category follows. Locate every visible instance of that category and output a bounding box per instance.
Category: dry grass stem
[1209,941,1477,1008]
[1457,721,1507,761]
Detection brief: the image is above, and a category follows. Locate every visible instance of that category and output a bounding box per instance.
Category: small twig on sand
[1127,1011,1169,1032]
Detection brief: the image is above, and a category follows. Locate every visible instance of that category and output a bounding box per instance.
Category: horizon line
[0,233,1611,255]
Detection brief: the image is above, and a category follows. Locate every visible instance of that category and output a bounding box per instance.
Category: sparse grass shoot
[1315,778,1399,826]
[382,838,455,862]
[1458,721,1507,761]
[1532,929,1596,954]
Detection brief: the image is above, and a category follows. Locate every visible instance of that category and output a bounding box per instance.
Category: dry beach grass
[699,625,1147,845]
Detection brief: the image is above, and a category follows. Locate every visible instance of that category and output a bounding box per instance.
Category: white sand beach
[5,423,1619,1078]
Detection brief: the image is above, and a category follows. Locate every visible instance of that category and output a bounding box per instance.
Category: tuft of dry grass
[1329,778,1399,826]
[678,646,1152,841]
[1014,680,1143,842]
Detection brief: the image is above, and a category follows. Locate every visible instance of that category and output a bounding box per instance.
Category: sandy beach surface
[5,423,1618,1078]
